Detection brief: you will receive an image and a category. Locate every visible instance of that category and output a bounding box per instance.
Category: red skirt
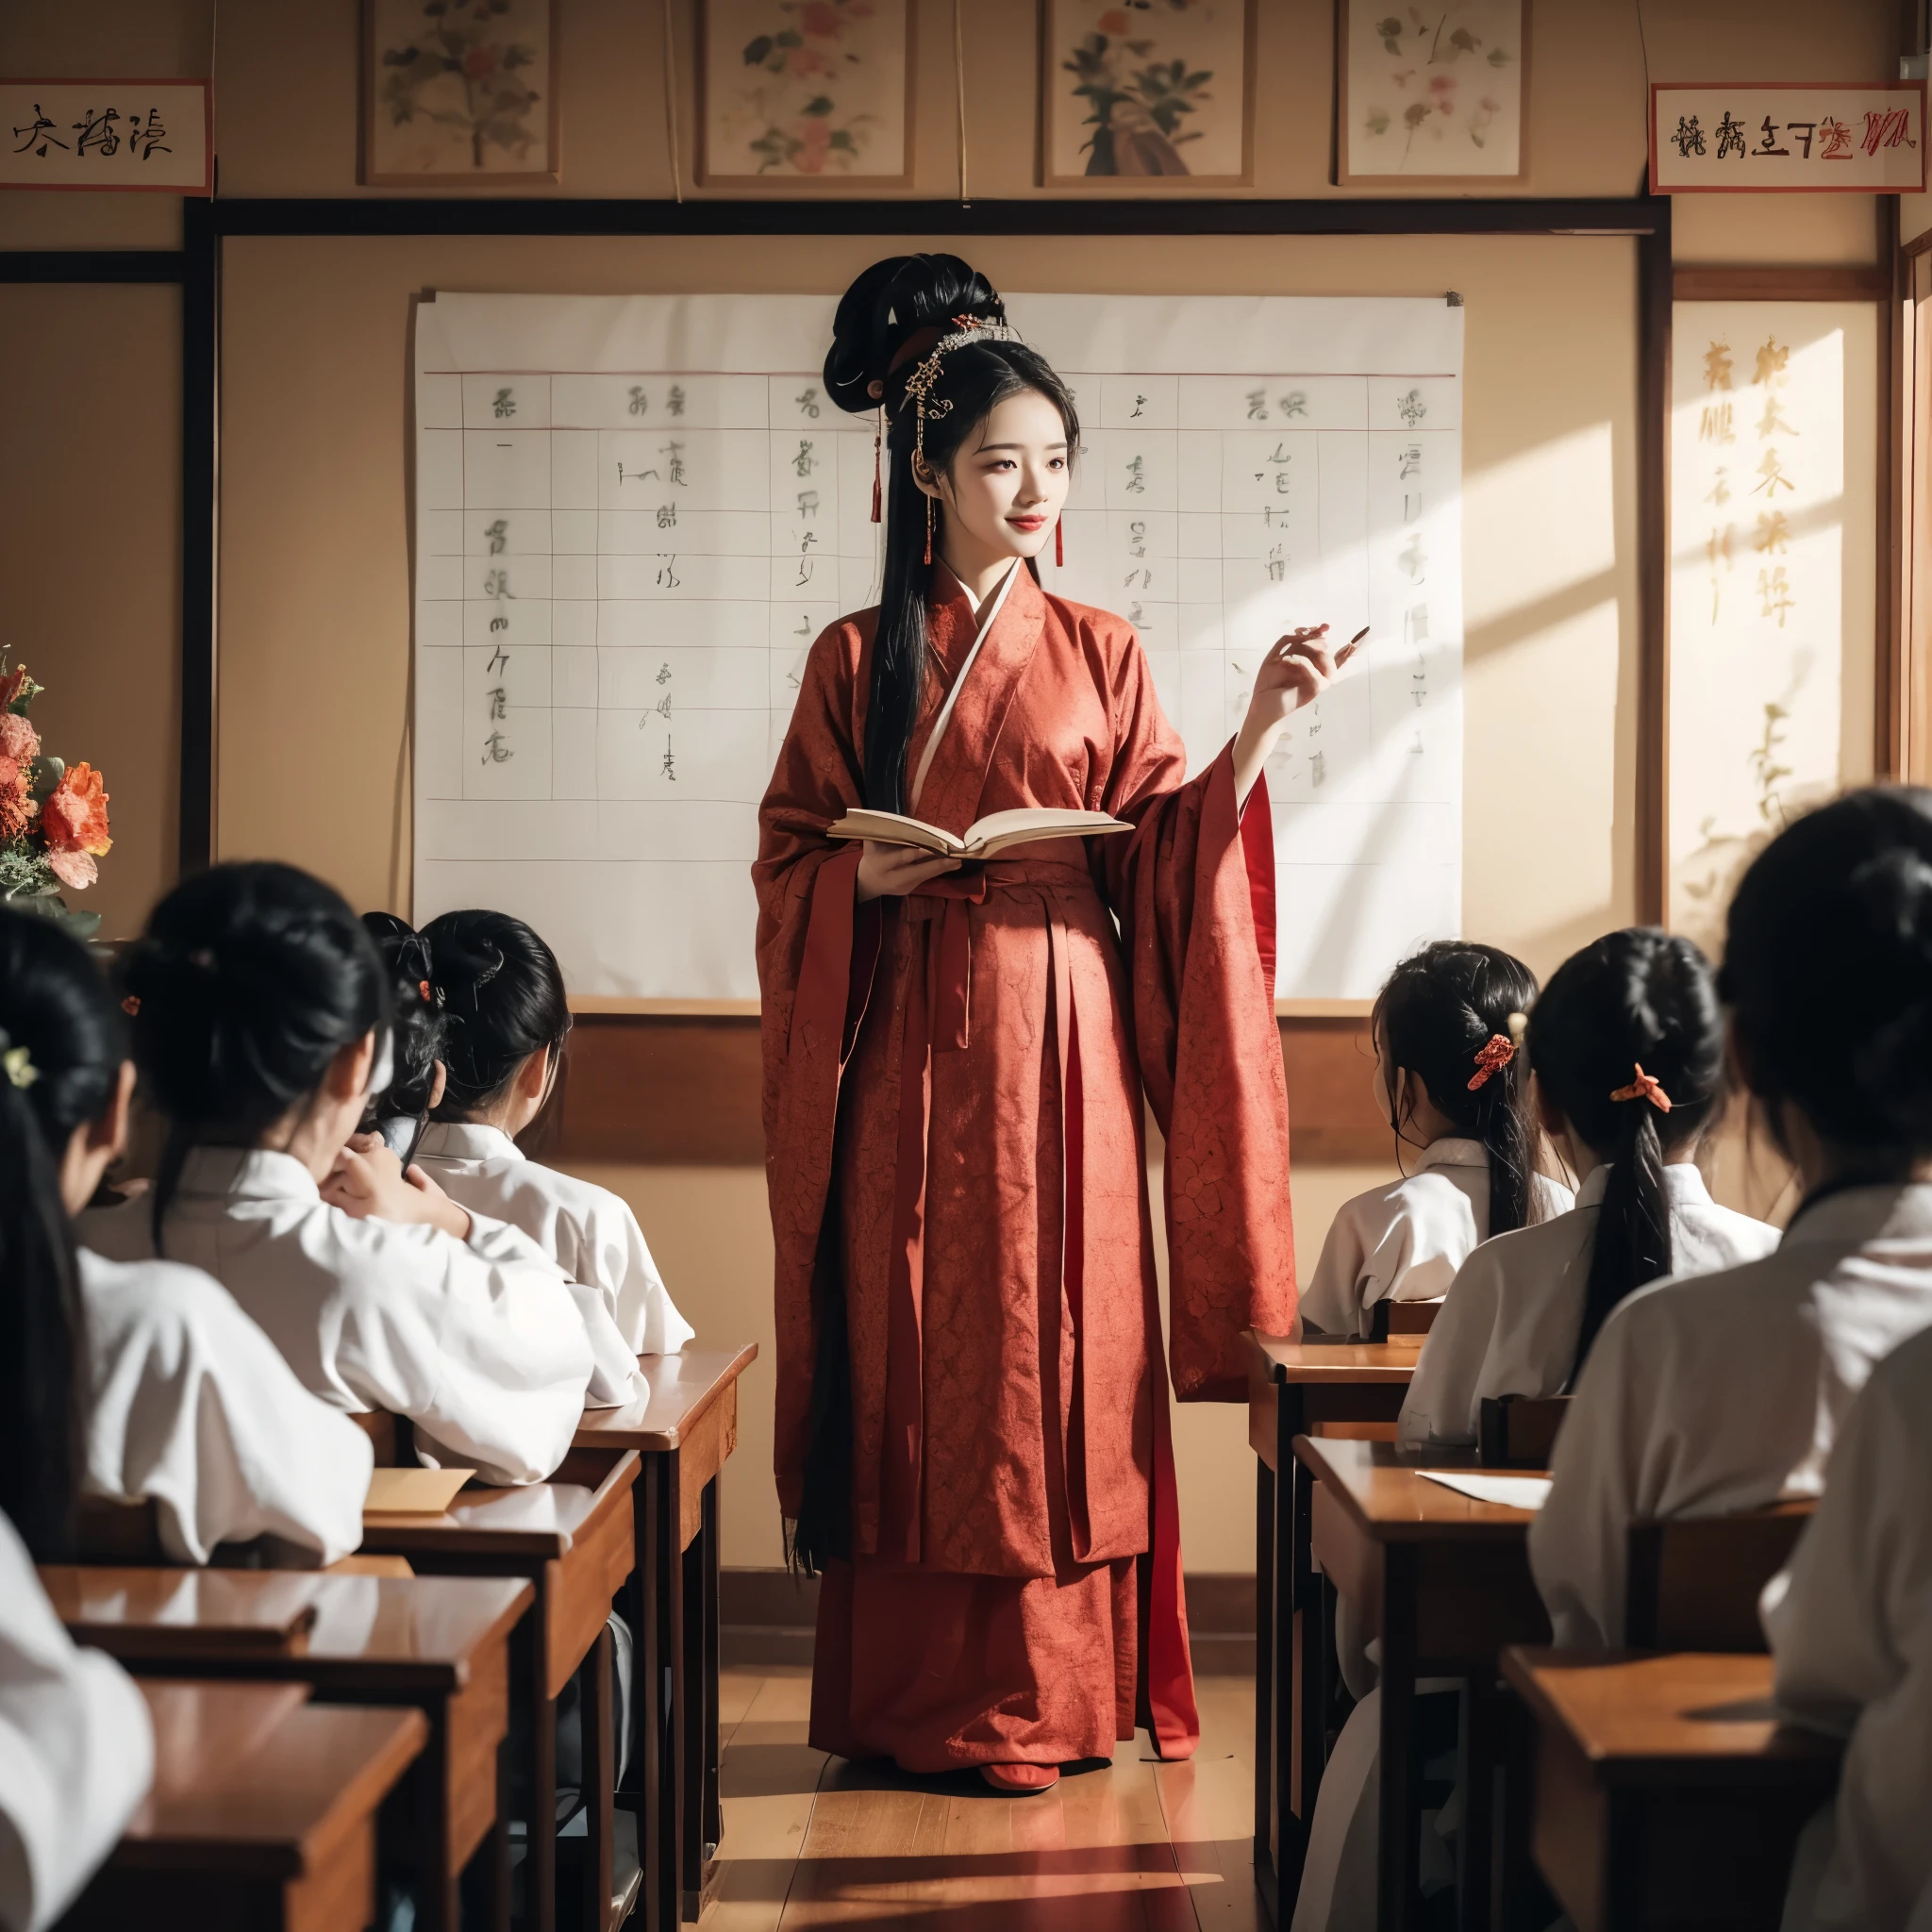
[808,1555,1139,1772]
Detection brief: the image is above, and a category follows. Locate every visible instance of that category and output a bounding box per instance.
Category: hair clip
[122,993,141,1017]
[1507,1010,1528,1047]
[1467,1033,1516,1091]
[418,979,433,1003]
[2,1041,37,1091]
[1610,1063,1673,1112]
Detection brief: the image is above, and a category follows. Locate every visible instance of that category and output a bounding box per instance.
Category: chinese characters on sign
[1650,84,1924,192]
[0,80,211,192]
[1668,301,1874,955]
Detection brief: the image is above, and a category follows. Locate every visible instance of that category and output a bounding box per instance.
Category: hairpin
[1466,1033,1516,1091]
[1507,1010,1528,1046]
[1610,1063,1673,1112]
[1,1037,37,1091]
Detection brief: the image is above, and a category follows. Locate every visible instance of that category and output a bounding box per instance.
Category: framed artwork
[361,0,559,186]
[1337,0,1528,186]
[697,0,914,188]
[1041,0,1255,187]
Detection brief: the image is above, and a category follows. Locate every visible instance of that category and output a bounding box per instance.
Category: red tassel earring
[1055,518,1064,569]
[870,406,883,525]
[924,491,935,566]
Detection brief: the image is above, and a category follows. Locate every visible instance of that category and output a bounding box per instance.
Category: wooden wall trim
[1672,264,1891,302]
[548,1010,1389,1167]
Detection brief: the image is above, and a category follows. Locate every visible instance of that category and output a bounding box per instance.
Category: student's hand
[323,1134,471,1241]
[854,840,963,905]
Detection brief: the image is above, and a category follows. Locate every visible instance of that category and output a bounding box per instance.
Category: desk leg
[681,1475,720,1920]
[641,1453,677,1932]
[1457,1668,1497,1932]
[521,1604,559,1932]
[1376,1544,1422,1932]
[581,1624,615,1932]
[491,1737,513,1932]
[1253,1457,1277,1924]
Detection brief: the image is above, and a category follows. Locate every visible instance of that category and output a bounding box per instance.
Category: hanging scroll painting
[697,0,914,187]
[1337,0,1528,185]
[1041,0,1255,186]
[1666,302,1878,954]
[361,0,559,184]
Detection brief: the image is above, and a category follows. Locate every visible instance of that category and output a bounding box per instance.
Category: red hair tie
[1466,1033,1515,1091]
[1610,1063,1673,1112]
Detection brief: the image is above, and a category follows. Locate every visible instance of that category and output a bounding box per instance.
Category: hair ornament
[0,1033,37,1091]
[900,316,1024,475]
[1507,1009,1529,1046]
[418,979,433,1004]
[1466,1033,1516,1091]
[121,994,141,1017]
[1610,1063,1673,1112]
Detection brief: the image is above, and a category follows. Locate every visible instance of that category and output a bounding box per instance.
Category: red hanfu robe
[754,563,1296,1771]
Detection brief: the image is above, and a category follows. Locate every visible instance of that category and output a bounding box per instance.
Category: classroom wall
[2,0,1903,1572]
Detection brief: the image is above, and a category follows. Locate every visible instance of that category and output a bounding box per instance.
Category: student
[0,958,152,1932]
[83,861,631,1486]
[1766,1324,1932,1932]
[1398,926,1777,1448]
[0,908,370,1566]
[411,908,693,1357]
[1529,788,1932,1648]
[360,910,447,1166]
[1300,941,1570,1340]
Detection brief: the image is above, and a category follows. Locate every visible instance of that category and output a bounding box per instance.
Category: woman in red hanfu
[755,256,1356,1793]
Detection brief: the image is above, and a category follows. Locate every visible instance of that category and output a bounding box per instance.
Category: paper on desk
[364,1467,475,1516]
[1419,1471,1553,1510]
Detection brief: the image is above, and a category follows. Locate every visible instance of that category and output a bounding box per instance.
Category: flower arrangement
[736,0,880,175]
[0,658,113,940]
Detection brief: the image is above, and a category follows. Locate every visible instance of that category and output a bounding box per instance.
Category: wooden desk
[575,1343,758,1927]
[358,1446,640,1932]
[1243,1330,1424,1924]
[1299,1436,1551,1932]
[41,1566,530,1932]
[59,1678,426,1932]
[1500,1649,1842,1932]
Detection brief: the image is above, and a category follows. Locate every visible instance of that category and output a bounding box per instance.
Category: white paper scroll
[412,291,1464,1000]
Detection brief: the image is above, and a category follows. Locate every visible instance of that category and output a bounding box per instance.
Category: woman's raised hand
[855,840,963,905]
[1230,624,1360,806]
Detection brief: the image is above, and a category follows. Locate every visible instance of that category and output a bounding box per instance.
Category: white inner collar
[908,560,1021,814]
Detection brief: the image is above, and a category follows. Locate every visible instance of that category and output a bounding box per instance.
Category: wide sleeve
[83,1257,374,1566]
[1099,631,1295,1401]
[1396,1242,1507,1448]
[0,1512,153,1932]
[1769,1349,1932,1932]
[754,621,875,1510]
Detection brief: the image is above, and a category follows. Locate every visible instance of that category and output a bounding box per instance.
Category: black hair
[0,909,128,1559]
[1527,927,1726,1375]
[122,862,391,1252]
[1722,785,1932,1164]
[1372,941,1542,1239]
[360,912,447,1158]
[421,908,571,1120]
[825,254,1081,813]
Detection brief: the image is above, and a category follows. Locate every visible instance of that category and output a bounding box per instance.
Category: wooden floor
[707,1669,1263,1930]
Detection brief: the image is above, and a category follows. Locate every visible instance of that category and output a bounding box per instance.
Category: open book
[825,806,1133,859]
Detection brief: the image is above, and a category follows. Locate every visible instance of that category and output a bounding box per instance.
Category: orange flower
[1098,8,1130,30]
[0,665,27,713]
[42,760,111,858]
[0,760,33,843]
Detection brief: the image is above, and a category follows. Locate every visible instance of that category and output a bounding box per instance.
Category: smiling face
[918,387,1073,567]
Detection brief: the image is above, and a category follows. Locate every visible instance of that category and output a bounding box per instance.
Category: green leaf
[1487,44,1510,65]
[801,94,834,116]
[774,29,803,46]
[1366,107,1391,135]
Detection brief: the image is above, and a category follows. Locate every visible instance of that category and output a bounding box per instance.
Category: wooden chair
[1624,1501,1816,1651]
[1366,1297,1441,1341]
[1478,1393,1570,1469]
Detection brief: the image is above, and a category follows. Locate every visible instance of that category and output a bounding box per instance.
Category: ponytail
[1372,940,1543,1238]
[0,908,130,1559]
[1527,928,1725,1377]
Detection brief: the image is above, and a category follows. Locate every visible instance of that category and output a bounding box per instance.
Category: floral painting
[1044,0,1253,185]
[1339,0,1526,183]
[699,0,912,185]
[362,0,558,184]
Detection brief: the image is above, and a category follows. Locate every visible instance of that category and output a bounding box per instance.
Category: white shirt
[78,1248,373,1567]
[1398,1162,1778,1449]
[0,1509,152,1932]
[1300,1139,1575,1339]
[1529,1180,1932,1649]
[1766,1321,1932,1932]
[413,1123,694,1356]
[81,1147,620,1487]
